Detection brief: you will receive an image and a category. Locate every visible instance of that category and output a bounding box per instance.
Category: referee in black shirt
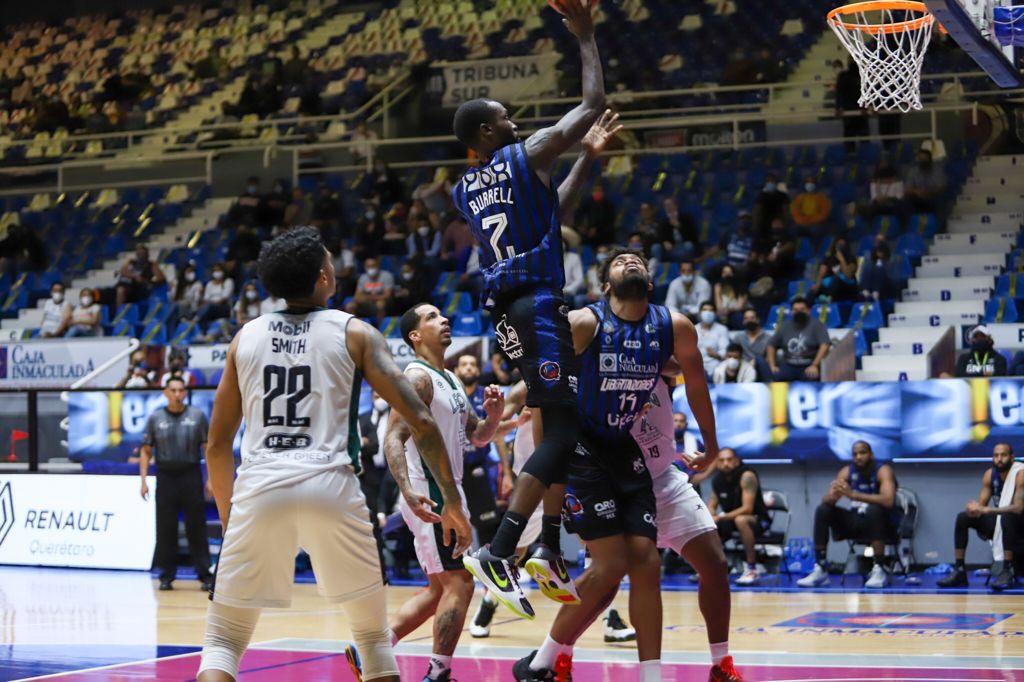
[139,376,214,591]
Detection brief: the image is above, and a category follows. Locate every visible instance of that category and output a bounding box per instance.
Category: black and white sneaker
[470,594,497,637]
[512,650,556,681]
[463,546,534,620]
[603,608,637,642]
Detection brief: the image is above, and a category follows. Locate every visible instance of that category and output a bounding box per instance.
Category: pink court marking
[30,650,1024,681]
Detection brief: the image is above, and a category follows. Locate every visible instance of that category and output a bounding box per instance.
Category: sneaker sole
[604,633,637,643]
[344,645,362,682]
[463,558,535,620]
[524,559,581,605]
[469,627,491,638]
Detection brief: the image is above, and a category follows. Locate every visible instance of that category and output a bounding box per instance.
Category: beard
[611,272,650,300]
[996,459,1014,473]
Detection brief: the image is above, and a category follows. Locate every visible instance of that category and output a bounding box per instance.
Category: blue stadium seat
[852,328,868,357]
[170,321,199,345]
[906,213,938,237]
[787,279,813,299]
[442,292,472,316]
[871,214,902,237]
[765,304,791,329]
[140,321,167,345]
[141,299,171,325]
[996,274,1024,298]
[985,297,1019,323]
[110,304,139,326]
[379,316,402,339]
[451,312,483,336]
[846,301,883,330]
[895,232,926,259]
[812,303,842,328]
[433,272,457,297]
[111,320,136,337]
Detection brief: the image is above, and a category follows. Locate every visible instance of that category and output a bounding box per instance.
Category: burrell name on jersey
[232,308,361,502]
[451,142,564,305]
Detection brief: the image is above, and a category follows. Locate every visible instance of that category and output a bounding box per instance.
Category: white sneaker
[865,564,890,589]
[735,567,760,586]
[796,563,830,588]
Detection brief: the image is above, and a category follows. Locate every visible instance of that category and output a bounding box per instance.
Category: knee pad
[342,589,398,681]
[198,602,260,680]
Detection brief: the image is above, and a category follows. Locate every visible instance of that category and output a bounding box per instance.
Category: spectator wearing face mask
[666,260,712,318]
[766,297,831,382]
[172,264,205,326]
[712,343,756,384]
[65,288,102,337]
[40,282,72,338]
[790,176,832,236]
[956,326,1007,378]
[811,253,859,302]
[696,300,730,377]
[904,149,947,214]
[406,216,441,260]
[714,265,747,328]
[731,307,771,380]
[577,184,616,246]
[115,245,165,308]
[580,244,609,307]
[235,283,263,327]
[229,176,265,228]
[195,263,235,326]
[859,240,894,301]
[391,262,431,315]
[753,172,790,237]
[160,349,196,387]
[347,257,394,323]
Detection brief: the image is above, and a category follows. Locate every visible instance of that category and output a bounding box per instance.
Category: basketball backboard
[924,0,1023,86]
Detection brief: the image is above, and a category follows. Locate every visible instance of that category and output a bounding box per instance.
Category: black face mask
[971,339,992,353]
[743,320,759,332]
[792,311,809,325]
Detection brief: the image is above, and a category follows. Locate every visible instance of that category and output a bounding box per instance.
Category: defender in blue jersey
[453,0,612,621]
[514,248,723,682]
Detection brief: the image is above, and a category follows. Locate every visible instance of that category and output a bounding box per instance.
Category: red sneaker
[554,653,573,682]
[709,655,743,682]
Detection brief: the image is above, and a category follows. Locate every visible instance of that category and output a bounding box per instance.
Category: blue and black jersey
[577,300,674,438]
[452,142,564,306]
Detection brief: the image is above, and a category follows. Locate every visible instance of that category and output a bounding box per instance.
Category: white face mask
[51,292,64,304]
[373,398,388,412]
[725,357,740,371]
[212,270,224,280]
[245,290,258,300]
[401,271,414,281]
[805,183,816,192]
[417,226,430,237]
[80,295,93,306]
[699,310,716,325]
[366,268,379,277]
[680,274,694,284]
[185,271,196,282]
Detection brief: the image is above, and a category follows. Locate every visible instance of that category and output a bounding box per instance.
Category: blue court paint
[0,644,198,679]
[776,612,1015,630]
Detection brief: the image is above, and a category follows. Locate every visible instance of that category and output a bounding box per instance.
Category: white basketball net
[828,2,937,112]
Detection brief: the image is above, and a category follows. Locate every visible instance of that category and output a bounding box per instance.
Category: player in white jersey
[197,228,471,682]
[382,303,504,682]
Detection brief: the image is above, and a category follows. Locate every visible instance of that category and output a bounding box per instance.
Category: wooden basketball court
[4,567,1023,680]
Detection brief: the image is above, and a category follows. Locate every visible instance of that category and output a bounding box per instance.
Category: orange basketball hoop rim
[827,1,947,35]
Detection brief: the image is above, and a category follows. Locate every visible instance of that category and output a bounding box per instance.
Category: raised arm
[206,335,244,527]
[557,109,622,221]
[466,384,505,447]
[347,319,471,555]
[671,312,720,472]
[524,0,605,180]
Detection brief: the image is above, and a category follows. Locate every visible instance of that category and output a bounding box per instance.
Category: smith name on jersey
[452,142,564,304]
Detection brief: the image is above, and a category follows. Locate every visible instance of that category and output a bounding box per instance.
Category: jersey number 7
[482,213,516,262]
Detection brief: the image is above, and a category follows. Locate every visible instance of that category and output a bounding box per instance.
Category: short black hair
[257,226,326,300]
[852,440,873,453]
[399,302,431,348]
[598,247,648,286]
[995,441,1014,454]
[700,299,716,311]
[790,295,810,308]
[453,98,496,148]
[727,342,743,354]
[165,376,186,389]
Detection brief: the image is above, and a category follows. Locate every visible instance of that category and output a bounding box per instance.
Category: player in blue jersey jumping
[451,0,608,620]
